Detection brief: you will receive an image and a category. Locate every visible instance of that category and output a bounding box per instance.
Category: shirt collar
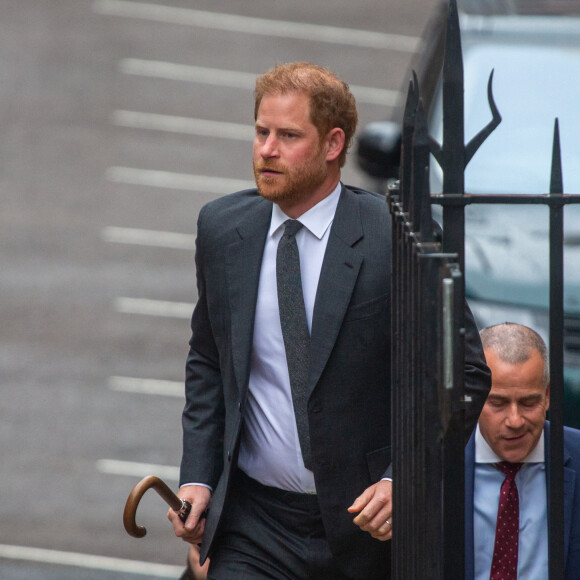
[475,422,545,463]
[269,182,342,239]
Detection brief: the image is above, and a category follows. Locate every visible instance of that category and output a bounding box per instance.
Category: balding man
[465,322,580,580]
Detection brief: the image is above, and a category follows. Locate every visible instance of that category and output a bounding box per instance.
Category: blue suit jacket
[465,422,580,579]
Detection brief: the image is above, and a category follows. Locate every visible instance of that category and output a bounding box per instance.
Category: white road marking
[101,226,196,250]
[114,297,194,319]
[96,459,180,481]
[106,166,255,194]
[350,85,401,107]
[109,375,184,397]
[93,0,420,52]
[113,110,254,141]
[119,58,255,87]
[0,544,183,577]
[119,59,401,107]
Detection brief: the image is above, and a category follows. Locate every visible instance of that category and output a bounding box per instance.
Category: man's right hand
[167,484,211,545]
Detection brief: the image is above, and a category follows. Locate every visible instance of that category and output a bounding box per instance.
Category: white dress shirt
[237,182,342,494]
[474,423,548,579]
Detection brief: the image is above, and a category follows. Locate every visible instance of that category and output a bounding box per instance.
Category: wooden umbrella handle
[123,475,191,538]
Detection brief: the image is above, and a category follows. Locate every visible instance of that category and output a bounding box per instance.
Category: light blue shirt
[474,424,548,579]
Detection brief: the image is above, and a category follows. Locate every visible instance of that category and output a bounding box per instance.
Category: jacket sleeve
[180,205,225,489]
[463,302,491,442]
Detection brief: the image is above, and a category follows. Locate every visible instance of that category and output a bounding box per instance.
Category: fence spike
[400,72,420,211]
[550,118,563,195]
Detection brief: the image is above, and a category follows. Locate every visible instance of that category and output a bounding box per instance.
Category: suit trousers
[207,469,353,580]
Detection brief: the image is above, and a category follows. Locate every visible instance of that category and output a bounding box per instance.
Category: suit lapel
[563,450,575,564]
[226,198,272,394]
[464,435,476,580]
[226,187,363,397]
[309,186,363,392]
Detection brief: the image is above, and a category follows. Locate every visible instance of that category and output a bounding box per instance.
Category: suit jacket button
[312,403,322,414]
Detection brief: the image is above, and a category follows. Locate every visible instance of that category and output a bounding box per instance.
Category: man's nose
[260,134,279,158]
[505,404,525,429]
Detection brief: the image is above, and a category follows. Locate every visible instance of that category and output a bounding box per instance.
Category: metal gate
[389,0,580,578]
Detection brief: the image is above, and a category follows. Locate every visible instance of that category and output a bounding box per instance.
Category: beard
[253,152,328,207]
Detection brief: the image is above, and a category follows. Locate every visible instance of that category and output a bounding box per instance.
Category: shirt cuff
[180,482,213,493]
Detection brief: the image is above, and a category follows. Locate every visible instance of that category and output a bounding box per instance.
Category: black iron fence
[389,0,580,578]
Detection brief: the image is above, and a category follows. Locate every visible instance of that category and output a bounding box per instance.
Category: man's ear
[325,128,345,162]
[545,382,550,411]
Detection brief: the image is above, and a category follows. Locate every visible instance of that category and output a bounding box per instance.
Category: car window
[430,34,580,196]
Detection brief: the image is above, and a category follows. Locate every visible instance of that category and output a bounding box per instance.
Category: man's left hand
[347,480,393,541]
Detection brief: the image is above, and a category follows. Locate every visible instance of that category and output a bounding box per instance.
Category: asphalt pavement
[0,0,439,577]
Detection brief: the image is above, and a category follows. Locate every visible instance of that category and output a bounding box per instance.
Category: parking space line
[93,0,419,52]
[96,459,180,481]
[0,544,183,577]
[119,58,255,88]
[106,166,255,194]
[119,59,400,107]
[113,110,254,141]
[114,297,194,319]
[102,226,196,249]
[109,375,183,397]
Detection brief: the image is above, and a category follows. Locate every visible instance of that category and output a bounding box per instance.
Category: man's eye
[521,400,539,408]
[488,400,505,408]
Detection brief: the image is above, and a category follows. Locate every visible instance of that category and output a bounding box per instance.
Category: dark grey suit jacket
[181,184,491,579]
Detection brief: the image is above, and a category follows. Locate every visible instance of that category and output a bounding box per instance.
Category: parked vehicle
[357,0,580,426]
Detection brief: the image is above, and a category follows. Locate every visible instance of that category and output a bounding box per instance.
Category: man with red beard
[169,62,491,579]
